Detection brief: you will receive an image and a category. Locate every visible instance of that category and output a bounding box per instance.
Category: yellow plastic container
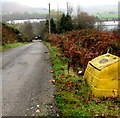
[84,53,120,97]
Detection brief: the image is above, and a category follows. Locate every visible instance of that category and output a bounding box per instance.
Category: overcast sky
[3,0,120,9]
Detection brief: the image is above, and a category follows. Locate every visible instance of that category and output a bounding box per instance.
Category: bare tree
[66,2,73,15]
[77,5,82,15]
[73,11,96,29]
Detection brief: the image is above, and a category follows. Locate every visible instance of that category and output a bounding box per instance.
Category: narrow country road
[1,41,55,116]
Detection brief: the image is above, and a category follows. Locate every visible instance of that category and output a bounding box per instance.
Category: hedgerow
[47,29,119,70]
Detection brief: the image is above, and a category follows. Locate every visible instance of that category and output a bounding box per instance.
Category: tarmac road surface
[1,41,55,116]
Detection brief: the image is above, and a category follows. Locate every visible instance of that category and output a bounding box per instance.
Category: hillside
[2,2,48,22]
[2,2,48,14]
[83,4,118,15]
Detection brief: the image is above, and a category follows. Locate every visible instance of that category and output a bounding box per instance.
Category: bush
[48,29,119,70]
[2,23,24,44]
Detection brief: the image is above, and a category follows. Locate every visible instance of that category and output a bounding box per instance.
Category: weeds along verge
[44,42,119,117]
[47,29,120,71]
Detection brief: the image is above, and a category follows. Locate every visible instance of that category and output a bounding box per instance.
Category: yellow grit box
[83,53,120,97]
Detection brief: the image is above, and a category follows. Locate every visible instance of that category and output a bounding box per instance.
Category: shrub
[48,29,119,70]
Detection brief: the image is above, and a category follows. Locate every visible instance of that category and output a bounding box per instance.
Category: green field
[93,14,118,20]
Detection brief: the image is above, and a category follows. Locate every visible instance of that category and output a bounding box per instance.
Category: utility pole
[57,2,60,21]
[67,2,68,15]
[49,3,51,34]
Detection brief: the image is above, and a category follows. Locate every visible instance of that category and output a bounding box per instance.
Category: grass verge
[45,42,119,117]
[0,42,30,52]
